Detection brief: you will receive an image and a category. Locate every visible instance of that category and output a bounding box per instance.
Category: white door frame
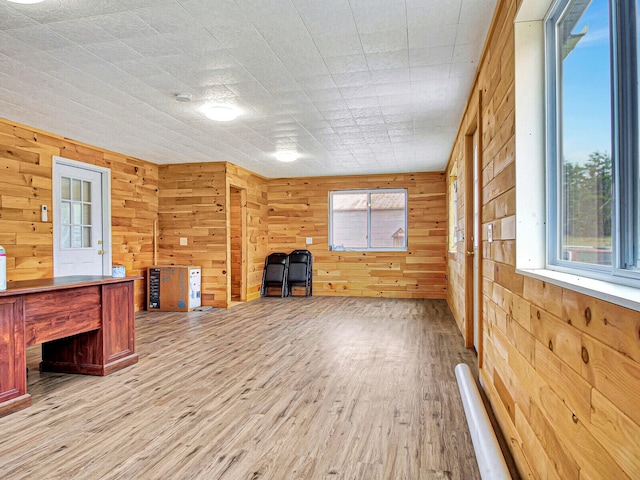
[53,156,112,276]
[464,90,483,367]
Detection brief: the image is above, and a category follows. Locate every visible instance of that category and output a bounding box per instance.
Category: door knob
[98,250,105,255]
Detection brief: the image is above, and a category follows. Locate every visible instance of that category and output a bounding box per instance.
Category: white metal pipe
[455,363,511,480]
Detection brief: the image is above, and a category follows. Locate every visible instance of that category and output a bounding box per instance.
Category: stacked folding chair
[287,249,313,297]
[260,252,289,297]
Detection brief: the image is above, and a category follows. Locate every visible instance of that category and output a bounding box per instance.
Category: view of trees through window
[558,0,613,266]
[562,151,612,265]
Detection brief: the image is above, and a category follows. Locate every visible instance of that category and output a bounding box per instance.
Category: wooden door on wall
[230,186,246,302]
[464,115,483,364]
[472,129,481,352]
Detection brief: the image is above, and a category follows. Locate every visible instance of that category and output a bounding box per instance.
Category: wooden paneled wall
[0,118,157,310]
[226,163,269,302]
[157,162,228,308]
[447,1,640,478]
[158,162,268,308]
[230,186,243,300]
[268,173,447,299]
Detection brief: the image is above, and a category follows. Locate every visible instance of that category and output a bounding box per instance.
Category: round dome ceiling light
[203,105,238,122]
[7,0,45,4]
[274,151,299,163]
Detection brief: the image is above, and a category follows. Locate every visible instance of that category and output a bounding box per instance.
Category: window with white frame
[546,0,639,285]
[329,189,408,251]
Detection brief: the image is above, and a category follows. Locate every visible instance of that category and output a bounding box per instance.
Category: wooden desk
[0,276,140,417]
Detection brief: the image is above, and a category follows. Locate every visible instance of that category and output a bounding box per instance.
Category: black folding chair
[287,250,312,297]
[261,252,289,297]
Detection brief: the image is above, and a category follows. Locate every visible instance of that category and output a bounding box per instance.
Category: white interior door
[53,159,110,277]
[472,130,481,351]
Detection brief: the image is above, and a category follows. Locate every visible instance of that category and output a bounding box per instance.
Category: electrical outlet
[179,237,188,246]
[306,237,313,245]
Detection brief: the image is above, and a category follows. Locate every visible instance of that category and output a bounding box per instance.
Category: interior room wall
[1,115,444,309]
[446,1,640,478]
[267,172,447,299]
[157,162,268,308]
[0,118,158,310]
[157,162,228,308]
[226,163,269,302]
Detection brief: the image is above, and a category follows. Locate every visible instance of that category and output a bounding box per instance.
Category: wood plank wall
[0,118,157,310]
[230,186,242,300]
[157,162,228,308]
[158,162,268,308]
[446,1,640,478]
[226,163,269,302]
[268,173,447,299]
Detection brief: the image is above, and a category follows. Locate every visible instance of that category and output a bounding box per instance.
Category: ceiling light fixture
[175,93,192,102]
[202,105,237,122]
[274,151,299,163]
[7,0,45,4]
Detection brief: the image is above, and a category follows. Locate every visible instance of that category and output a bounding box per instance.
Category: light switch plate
[488,224,493,243]
[306,237,312,245]
[180,237,188,246]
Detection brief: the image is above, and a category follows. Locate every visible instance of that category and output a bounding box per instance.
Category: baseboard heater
[455,363,511,480]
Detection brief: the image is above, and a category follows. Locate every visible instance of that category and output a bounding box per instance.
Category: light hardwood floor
[0,297,480,479]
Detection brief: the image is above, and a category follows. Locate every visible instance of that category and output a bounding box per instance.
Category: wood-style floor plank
[0,297,480,479]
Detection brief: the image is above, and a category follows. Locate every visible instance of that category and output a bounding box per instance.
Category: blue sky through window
[562,0,611,166]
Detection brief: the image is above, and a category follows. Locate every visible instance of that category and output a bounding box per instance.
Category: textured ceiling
[0,0,497,178]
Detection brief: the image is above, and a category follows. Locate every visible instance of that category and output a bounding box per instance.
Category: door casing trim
[52,156,112,276]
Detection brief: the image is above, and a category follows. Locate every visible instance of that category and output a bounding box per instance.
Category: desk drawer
[25,286,101,346]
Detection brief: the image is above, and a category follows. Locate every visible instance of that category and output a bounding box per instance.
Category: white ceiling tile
[452,42,478,63]
[359,30,408,55]
[9,25,74,51]
[340,85,377,99]
[407,0,462,28]
[132,4,200,35]
[0,0,498,177]
[365,50,409,71]
[375,82,412,97]
[164,28,223,56]
[0,31,38,57]
[83,40,142,63]
[314,33,363,58]
[88,11,158,40]
[408,23,457,49]
[410,64,451,82]
[370,68,410,85]
[11,0,128,24]
[121,33,185,57]
[47,18,116,45]
[324,55,368,75]
[344,97,380,109]
[449,62,477,79]
[409,46,454,67]
[0,4,39,30]
[306,88,343,102]
[115,57,165,78]
[350,0,407,34]
[332,71,372,88]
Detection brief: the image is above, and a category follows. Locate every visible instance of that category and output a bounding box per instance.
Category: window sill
[516,267,640,313]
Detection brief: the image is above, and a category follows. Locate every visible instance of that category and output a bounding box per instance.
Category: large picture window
[546,0,639,284]
[329,189,408,252]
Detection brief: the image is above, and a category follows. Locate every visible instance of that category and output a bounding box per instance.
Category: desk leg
[0,297,31,417]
